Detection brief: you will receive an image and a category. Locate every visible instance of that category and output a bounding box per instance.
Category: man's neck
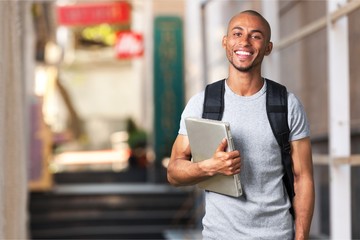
[226,71,264,96]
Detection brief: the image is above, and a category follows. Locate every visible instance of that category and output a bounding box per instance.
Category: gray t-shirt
[178,80,310,240]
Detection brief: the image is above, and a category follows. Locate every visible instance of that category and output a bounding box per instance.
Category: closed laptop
[185,117,242,197]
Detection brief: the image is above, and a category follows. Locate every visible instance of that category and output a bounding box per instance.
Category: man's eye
[233,32,241,37]
[251,35,262,39]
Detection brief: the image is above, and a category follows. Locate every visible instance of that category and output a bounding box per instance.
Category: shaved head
[227,10,271,42]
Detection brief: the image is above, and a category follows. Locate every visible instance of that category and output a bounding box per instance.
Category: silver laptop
[185,117,242,197]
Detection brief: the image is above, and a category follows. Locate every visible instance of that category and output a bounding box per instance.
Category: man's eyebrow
[230,26,264,35]
[231,26,243,31]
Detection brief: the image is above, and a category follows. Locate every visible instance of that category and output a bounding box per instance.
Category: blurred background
[1,0,360,239]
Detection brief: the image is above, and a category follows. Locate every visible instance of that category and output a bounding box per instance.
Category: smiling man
[167,10,315,240]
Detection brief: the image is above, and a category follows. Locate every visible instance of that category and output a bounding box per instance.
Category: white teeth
[235,51,251,56]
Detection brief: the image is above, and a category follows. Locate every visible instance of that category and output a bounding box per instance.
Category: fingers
[220,157,241,176]
[228,156,241,168]
[214,140,240,162]
[216,139,240,157]
[214,154,241,176]
[213,139,241,175]
[216,138,228,152]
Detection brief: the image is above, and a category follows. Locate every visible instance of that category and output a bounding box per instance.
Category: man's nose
[239,34,250,46]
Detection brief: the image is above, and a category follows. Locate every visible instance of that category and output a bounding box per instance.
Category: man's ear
[265,41,273,56]
[222,35,227,49]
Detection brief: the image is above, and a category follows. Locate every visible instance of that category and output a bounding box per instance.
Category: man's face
[222,13,272,73]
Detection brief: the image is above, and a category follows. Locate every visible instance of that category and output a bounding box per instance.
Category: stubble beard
[230,60,253,72]
[226,50,256,73]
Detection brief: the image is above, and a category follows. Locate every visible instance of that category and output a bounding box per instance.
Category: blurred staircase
[29,171,203,239]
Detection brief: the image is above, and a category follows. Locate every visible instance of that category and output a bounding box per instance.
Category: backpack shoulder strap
[265,78,295,218]
[202,79,226,120]
[266,79,289,142]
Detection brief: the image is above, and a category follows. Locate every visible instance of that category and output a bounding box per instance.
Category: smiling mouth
[235,50,252,56]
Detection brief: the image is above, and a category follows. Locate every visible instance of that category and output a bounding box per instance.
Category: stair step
[38,183,192,194]
[30,209,193,228]
[53,169,149,184]
[29,183,200,239]
[30,196,190,211]
[31,225,178,239]
[31,209,192,221]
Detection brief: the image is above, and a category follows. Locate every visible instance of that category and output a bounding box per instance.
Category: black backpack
[202,78,295,218]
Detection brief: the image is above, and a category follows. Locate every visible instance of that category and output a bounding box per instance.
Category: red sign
[115,32,144,59]
[57,2,130,26]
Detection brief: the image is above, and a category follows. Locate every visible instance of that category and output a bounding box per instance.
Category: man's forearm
[167,158,211,186]
[293,176,315,240]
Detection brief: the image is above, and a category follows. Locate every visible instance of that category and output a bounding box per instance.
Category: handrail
[313,154,360,166]
[275,0,360,50]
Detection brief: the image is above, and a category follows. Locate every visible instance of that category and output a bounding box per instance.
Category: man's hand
[167,135,241,187]
[199,138,241,176]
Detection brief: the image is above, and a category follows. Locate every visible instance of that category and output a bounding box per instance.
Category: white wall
[61,59,138,120]
[59,50,140,149]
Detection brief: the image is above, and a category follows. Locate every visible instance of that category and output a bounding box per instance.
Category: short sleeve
[178,91,205,136]
[287,92,310,141]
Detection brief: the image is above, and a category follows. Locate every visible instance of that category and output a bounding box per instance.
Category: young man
[167,10,315,240]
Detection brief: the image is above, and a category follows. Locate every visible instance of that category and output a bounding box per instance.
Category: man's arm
[291,137,315,240]
[167,134,241,187]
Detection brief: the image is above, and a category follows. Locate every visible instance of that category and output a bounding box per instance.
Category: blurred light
[52,149,131,172]
[81,24,117,46]
[162,157,170,168]
[34,65,58,97]
[34,66,47,96]
[56,26,69,49]
[56,0,77,7]
[45,41,63,65]
[57,26,75,65]
[111,131,129,151]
